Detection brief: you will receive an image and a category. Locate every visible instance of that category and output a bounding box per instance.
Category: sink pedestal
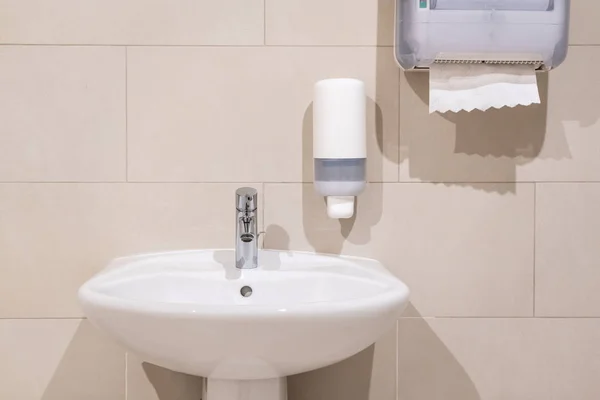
[202,378,287,400]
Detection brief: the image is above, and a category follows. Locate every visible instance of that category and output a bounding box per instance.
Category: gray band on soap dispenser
[314,158,366,196]
[314,158,366,182]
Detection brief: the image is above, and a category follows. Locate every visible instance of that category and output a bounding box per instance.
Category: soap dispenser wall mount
[313,78,367,219]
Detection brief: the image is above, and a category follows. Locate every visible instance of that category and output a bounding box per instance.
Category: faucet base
[202,377,287,400]
[236,255,258,270]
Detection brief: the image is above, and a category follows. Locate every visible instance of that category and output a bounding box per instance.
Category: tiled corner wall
[1,1,599,399]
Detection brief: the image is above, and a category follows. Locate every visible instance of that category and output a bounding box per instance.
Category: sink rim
[79,249,410,318]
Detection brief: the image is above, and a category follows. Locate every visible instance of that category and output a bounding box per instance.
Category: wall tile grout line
[125,46,129,183]
[2,181,600,184]
[0,43,395,48]
[4,316,600,320]
[125,352,129,400]
[533,182,537,317]
[0,181,128,184]
[398,316,600,319]
[0,181,277,184]
[0,43,596,47]
[2,316,599,320]
[397,69,402,183]
[263,0,267,45]
[0,317,85,320]
[262,182,266,239]
[394,320,399,400]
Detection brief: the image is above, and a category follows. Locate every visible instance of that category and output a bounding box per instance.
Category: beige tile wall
[0,0,598,399]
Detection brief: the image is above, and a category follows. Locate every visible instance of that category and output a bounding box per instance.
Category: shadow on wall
[288,303,481,400]
[401,71,571,193]
[397,305,481,400]
[406,72,550,159]
[141,362,203,400]
[37,319,203,400]
[40,320,125,400]
[288,345,376,400]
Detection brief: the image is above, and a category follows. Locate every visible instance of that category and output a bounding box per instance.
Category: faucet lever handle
[257,231,266,249]
[236,187,258,212]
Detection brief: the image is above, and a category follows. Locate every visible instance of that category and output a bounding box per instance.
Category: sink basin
[79,249,409,399]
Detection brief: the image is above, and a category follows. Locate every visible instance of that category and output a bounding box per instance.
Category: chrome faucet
[235,187,258,269]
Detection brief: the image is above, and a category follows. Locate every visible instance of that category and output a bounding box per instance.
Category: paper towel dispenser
[395,0,570,70]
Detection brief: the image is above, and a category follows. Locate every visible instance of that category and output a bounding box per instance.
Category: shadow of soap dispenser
[313,78,366,219]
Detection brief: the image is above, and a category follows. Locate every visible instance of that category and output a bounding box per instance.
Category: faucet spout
[235,187,258,269]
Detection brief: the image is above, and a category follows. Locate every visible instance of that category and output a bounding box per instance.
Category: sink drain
[240,286,253,297]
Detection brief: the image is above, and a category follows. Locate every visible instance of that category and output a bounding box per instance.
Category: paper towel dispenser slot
[395,0,570,70]
[430,0,554,11]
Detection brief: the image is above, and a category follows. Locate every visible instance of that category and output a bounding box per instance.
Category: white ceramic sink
[79,249,409,400]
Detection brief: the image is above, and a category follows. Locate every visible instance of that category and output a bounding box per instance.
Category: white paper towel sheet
[429,64,541,114]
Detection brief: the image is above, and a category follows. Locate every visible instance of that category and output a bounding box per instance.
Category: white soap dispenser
[313,78,367,219]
